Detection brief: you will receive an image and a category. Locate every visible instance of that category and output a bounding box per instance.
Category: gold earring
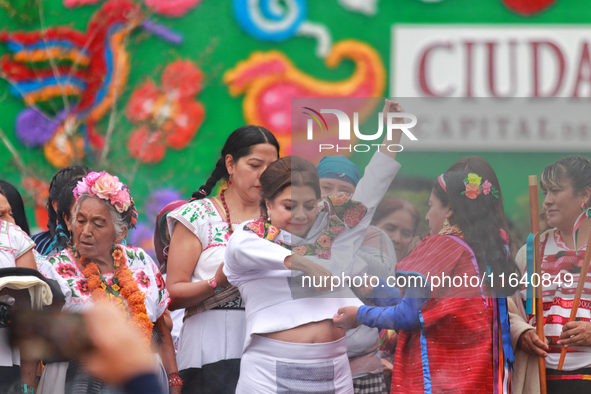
[442,218,451,231]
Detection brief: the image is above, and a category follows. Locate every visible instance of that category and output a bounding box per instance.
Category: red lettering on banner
[572,41,591,97]
[463,41,475,97]
[418,41,454,97]
[531,40,565,97]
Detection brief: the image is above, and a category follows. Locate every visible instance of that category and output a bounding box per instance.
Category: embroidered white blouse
[0,220,35,268]
[167,198,238,284]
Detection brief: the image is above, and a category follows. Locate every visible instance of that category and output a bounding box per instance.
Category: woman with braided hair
[166,125,279,393]
[32,165,91,255]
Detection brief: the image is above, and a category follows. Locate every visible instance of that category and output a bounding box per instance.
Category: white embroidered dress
[167,198,246,385]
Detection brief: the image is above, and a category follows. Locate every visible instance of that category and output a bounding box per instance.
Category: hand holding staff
[528,175,547,394]
[557,229,591,370]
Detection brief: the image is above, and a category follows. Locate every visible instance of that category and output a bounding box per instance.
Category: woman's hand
[381,358,393,376]
[380,99,405,161]
[517,329,549,357]
[333,306,360,330]
[170,385,182,394]
[558,321,591,347]
[214,262,230,288]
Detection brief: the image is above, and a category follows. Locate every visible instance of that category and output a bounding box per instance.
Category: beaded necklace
[219,188,234,234]
[219,188,263,234]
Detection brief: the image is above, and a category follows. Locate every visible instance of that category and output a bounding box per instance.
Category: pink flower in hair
[85,171,103,188]
[482,180,492,195]
[73,179,89,197]
[111,188,132,213]
[92,173,121,201]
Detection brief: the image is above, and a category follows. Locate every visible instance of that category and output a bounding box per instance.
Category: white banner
[391,25,591,151]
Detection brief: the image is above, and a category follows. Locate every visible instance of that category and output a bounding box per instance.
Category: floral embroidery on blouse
[244,192,367,259]
[40,246,170,317]
[171,199,233,250]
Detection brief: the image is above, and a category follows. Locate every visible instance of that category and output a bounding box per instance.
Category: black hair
[540,155,591,206]
[51,178,83,253]
[192,126,279,199]
[46,165,91,236]
[0,180,30,235]
[434,170,519,295]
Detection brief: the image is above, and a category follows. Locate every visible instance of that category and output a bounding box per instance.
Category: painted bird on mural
[224,39,386,158]
[0,0,141,168]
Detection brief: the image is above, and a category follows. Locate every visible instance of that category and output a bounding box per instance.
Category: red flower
[318,235,332,248]
[465,183,480,199]
[344,205,366,227]
[126,60,205,163]
[155,271,165,291]
[316,249,330,259]
[77,279,90,295]
[135,271,151,288]
[57,262,77,278]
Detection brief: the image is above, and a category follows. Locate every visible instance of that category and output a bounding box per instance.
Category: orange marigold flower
[87,276,102,290]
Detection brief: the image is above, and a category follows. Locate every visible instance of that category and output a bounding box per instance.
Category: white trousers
[237,335,354,394]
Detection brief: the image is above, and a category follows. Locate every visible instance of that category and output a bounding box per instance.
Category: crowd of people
[0,99,589,394]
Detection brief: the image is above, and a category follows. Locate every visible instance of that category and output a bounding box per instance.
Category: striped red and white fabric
[518,228,591,371]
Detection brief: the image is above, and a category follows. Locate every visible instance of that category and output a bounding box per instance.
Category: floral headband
[438,173,499,200]
[73,171,138,225]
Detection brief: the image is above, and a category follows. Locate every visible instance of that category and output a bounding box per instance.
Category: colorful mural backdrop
[1,0,590,251]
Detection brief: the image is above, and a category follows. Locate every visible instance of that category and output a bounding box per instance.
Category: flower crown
[73,171,136,219]
[438,173,499,200]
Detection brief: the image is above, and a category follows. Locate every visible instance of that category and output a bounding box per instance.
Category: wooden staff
[557,229,591,369]
[528,175,547,394]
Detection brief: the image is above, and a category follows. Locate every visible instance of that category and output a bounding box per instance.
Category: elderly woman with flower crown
[37,171,181,394]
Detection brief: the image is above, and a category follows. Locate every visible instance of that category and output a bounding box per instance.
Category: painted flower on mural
[502,0,555,16]
[126,60,205,163]
[64,0,203,17]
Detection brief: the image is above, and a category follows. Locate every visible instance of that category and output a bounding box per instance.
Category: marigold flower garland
[81,246,153,344]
